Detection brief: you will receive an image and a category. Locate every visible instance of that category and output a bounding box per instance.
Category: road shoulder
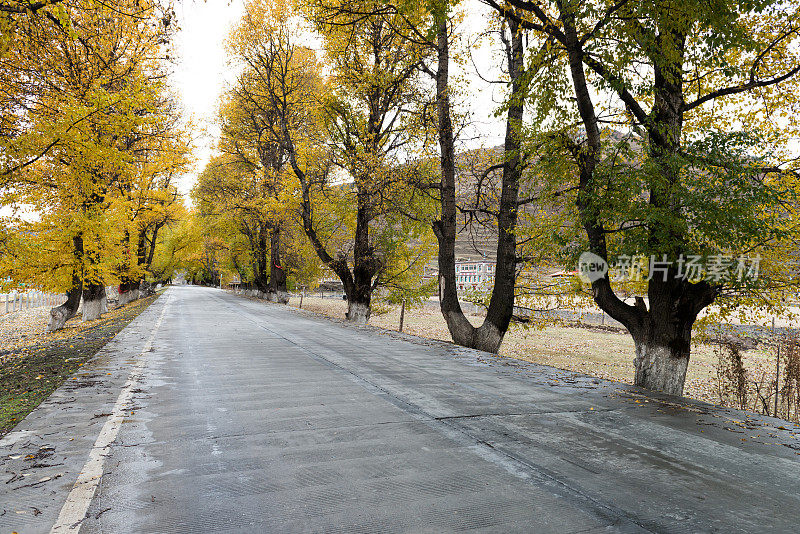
[0,291,171,533]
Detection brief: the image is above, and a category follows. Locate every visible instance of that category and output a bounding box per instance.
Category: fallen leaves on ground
[0,293,162,436]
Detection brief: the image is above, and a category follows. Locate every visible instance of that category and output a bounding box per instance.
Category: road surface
[2,286,800,533]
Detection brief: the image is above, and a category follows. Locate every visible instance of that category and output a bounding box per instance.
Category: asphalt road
[2,286,800,533]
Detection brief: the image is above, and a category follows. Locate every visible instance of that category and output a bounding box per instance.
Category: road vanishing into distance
[2,286,800,533]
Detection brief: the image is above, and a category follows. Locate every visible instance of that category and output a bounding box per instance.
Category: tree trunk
[634,28,696,396]
[432,15,523,354]
[347,299,371,325]
[48,276,82,332]
[556,8,713,397]
[345,189,377,324]
[267,228,289,303]
[49,234,87,331]
[432,15,479,347]
[81,283,106,321]
[633,340,689,396]
[139,280,155,297]
[283,73,377,324]
[399,299,405,332]
[253,225,271,295]
[480,15,525,353]
[118,281,139,306]
[144,223,162,270]
[629,306,694,396]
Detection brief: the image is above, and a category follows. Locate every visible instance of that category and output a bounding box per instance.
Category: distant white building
[455,260,495,291]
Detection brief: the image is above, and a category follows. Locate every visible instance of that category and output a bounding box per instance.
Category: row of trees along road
[0,1,193,330]
[194,0,437,319]
[200,0,800,397]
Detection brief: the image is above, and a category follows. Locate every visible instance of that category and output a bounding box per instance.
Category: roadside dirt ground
[0,293,162,435]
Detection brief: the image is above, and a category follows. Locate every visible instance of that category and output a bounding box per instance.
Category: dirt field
[287,296,781,406]
[0,292,162,435]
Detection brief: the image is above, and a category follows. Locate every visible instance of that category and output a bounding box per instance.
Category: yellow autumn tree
[0,0,190,330]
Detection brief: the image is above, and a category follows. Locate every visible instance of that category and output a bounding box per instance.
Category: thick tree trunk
[49,234,87,331]
[250,225,271,295]
[432,16,475,347]
[139,280,155,297]
[432,16,523,354]
[633,340,690,396]
[118,290,138,306]
[345,190,377,324]
[341,257,373,326]
[267,228,288,304]
[629,304,694,396]
[118,281,139,306]
[592,274,716,396]
[480,16,525,353]
[48,276,82,332]
[634,30,695,396]
[144,223,162,270]
[81,283,106,322]
[346,298,371,325]
[132,226,161,301]
[116,226,142,306]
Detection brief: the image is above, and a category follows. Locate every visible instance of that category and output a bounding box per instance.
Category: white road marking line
[50,295,171,533]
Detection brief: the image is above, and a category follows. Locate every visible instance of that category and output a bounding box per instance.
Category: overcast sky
[170,0,245,198]
[168,0,506,200]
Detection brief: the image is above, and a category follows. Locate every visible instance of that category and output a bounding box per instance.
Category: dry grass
[287,296,780,405]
